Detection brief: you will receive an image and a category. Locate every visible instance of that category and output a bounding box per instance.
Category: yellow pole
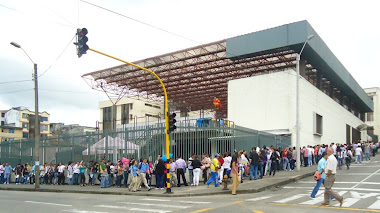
[89,48,172,193]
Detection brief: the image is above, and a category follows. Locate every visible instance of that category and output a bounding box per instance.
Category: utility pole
[10,42,40,189]
[34,63,40,188]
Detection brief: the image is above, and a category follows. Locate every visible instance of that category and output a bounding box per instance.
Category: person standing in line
[122,159,129,187]
[79,161,86,187]
[345,148,352,170]
[128,160,139,192]
[311,152,328,198]
[57,162,65,185]
[50,164,57,185]
[206,154,220,187]
[67,162,74,185]
[192,155,202,186]
[355,144,363,164]
[301,146,309,167]
[337,147,344,170]
[258,150,264,179]
[154,159,165,189]
[283,147,290,171]
[43,163,50,185]
[169,158,177,187]
[217,154,224,184]
[116,161,123,188]
[4,163,12,184]
[14,164,21,184]
[201,153,211,184]
[99,159,108,188]
[72,162,79,185]
[137,158,151,191]
[321,148,344,207]
[175,156,188,187]
[222,152,232,178]
[88,160,94,185]
[231,156,240,195]
[264,148,272,176]
[364,143,371,161]
[308,146,313,166]
[249,147,259,180]
[0,163,4,184]
[269,148,279,177]
[22,163,29,184]
[188,153,195,186]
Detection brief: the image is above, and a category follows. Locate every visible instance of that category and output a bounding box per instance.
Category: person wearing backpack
[345,148,352,170]
[269,148,279,177]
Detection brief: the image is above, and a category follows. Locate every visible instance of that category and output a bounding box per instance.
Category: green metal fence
[0,120,291,166]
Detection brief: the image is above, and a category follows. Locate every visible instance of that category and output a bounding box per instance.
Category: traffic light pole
[88,48,173,194]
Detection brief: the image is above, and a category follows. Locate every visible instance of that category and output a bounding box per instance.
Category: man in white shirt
[355,145,363,164]
[308,146,313,166]
[321,148,343,207]
[73,162,80,185]
[0,163,4,184]
[67,162,74,185]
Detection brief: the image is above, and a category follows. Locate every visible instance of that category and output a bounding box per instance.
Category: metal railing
[0,120,291,165]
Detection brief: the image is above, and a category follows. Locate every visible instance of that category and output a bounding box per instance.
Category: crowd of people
[0,141,378,196]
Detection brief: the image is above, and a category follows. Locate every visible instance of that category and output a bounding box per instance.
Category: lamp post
[10,42,40,188]
[295,35,314,172]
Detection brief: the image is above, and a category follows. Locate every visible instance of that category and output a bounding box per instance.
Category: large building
[0,125,23,142]
[83,20,373,146]
[364,87,380,141]
[3,107,50,139]
[50,123,96,135]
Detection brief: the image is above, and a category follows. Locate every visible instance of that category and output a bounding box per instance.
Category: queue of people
[0,141,378,197]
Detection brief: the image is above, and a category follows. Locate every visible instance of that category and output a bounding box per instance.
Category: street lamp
[10,42,40,188]
[295,35,314,172]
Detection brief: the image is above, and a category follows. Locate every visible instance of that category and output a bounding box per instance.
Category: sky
[0,0,379,127]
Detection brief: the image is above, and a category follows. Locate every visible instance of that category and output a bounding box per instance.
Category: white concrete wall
[228,70,365,146]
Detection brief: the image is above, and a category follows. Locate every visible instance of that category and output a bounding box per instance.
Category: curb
[0,172,314,197]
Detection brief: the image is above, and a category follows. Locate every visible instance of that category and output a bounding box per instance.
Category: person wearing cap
[206,153,220,187]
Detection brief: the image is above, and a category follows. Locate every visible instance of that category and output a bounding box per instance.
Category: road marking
[63,210,108,213]
[191,208,213,213]
[273,194,306,203]
[333,198,359,207]
[117,202,190,209]
[352,168,380,189]
[233,201,244,204]
[180,201,211,204]
[351,192,380,199]
[25,201,72,207]
[130,208,171,213]
[140,198,170,202]
[247,196,273,201]
[299,181,380,185]
[369,200,380,210]
[253,210,264,213]
[283,186,380,192]
[268,202,380,212]
[95,205,171,213]
[350,166,380,168]
[301,191,347,205]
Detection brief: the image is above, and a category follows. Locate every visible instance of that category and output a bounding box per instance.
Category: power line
[0,89,33,94]
[0,79,32,84]
[79,0,201,45]
[39,34,76,78]
[39,88,98,94]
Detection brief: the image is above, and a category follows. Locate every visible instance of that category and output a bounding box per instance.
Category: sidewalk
[0,165,317,197]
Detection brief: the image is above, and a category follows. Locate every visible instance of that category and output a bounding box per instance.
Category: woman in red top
[217,154,224,183]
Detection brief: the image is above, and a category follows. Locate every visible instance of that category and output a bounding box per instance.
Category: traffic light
[168,112,176,134]
[76,28,89,58]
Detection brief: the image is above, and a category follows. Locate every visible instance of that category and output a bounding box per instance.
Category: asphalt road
[1,158,380,213]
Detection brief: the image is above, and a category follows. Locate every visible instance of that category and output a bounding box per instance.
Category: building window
[346,125,351,145]
[352,127,361,143]
[121,104,129,124]
[40,125,48,131]
[103,107,112,130]
[1,112,5,117]
[23,123,28,129]
[40,116,48,122]
[130,104,133,110]
[23,133,29,138]
[367,112,374,122]
[314,113,323,135]
[22,113,29,119]
[144,103,161,109]
[9,129,15,134]
[1,121,4,126]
